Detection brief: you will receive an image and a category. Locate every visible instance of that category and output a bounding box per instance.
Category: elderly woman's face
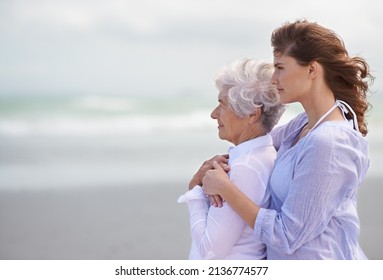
[210,92,250,145]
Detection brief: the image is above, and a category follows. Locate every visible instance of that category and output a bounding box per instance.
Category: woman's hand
[202,161,233,197]
[209,194,224,208]
[188,154,229,190]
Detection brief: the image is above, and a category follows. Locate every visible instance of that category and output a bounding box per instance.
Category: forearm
[179,186,246,259]
[202,161,261,228]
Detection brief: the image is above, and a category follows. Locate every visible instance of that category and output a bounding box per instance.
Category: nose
[211,106,219,119]
[271,71,278,85]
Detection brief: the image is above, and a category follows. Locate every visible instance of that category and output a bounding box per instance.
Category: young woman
[202,19,374,259]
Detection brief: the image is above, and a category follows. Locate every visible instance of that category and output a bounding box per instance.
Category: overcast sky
[0,0,381,97]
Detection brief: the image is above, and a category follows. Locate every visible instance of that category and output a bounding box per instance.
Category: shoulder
[277,112,307,132]
[271,113,307,143]
[230,145,276,177]
[302,122,368,158]
[308,122,363,144]
[291,112,309,128]
[296,122,369,184]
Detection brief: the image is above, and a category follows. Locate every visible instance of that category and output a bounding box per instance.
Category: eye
[274,64,284,70]
[220,103,229,110]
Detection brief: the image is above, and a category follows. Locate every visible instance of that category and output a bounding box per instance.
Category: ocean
[1,93,382,190]
[0,94,231,190]
[0,93,382,259]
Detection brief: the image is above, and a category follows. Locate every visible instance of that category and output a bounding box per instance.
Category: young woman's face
[271,53,311,104]
[210,92,249,146]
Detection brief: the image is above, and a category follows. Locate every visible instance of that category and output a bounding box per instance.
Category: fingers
[190,155,229,191]
[209,195,223,208]
[212,161,220,169]
[212,154,228,164]
[209,195,217,207]
[202,155,230,173]
[212,160,227,172]
[222,163,230,172]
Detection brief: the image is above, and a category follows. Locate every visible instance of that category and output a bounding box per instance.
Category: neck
[300,88,340,129]
[235,127,266,146]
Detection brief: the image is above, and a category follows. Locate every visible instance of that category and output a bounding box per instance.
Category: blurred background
[0,0,382,259]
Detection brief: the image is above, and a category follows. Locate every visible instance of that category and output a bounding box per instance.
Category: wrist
[188,178,200,190]
[220,180,237,202]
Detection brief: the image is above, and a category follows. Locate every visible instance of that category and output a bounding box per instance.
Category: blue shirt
[254,112,369,259]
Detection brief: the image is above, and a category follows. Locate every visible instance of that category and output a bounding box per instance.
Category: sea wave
[0,111,217,136]
[72,96,139,112]
[0,105,302,137]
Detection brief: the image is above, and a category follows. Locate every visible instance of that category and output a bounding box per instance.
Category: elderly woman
[178,58,285,259]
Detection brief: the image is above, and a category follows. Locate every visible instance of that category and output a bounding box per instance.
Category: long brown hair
[271,19,374,136]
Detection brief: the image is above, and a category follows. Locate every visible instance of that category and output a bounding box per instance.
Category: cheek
[279,72,289,83]
[272,70,281,81]
[219,109,227,121]
[280,72,298,91]
[221,112,233,127]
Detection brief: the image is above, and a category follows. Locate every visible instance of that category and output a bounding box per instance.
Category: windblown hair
[271,19,374,136]
[215,58,285,133]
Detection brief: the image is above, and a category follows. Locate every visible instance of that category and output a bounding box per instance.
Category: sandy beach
[0,182,190,259]
[0,176,382,260]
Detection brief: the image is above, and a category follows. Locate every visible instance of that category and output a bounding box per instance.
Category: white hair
[214,58,285,132]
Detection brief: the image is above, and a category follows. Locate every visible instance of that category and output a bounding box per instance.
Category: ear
[308,61,319,78]
[248,107,262,125]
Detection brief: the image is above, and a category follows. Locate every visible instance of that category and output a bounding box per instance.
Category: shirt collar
[228,134,273,164]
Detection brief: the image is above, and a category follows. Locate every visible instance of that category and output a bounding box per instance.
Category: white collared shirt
[178,134,276,259]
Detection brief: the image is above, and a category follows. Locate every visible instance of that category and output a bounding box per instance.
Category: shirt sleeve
[255,127,364,255]
[178,161,267,259]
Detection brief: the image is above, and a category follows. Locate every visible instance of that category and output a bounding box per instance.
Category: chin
[218,133,226,141]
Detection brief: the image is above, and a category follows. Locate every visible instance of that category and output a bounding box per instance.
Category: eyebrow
[274,62,283,67]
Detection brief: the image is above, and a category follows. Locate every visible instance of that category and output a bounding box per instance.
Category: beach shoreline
[0,176,381,260]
